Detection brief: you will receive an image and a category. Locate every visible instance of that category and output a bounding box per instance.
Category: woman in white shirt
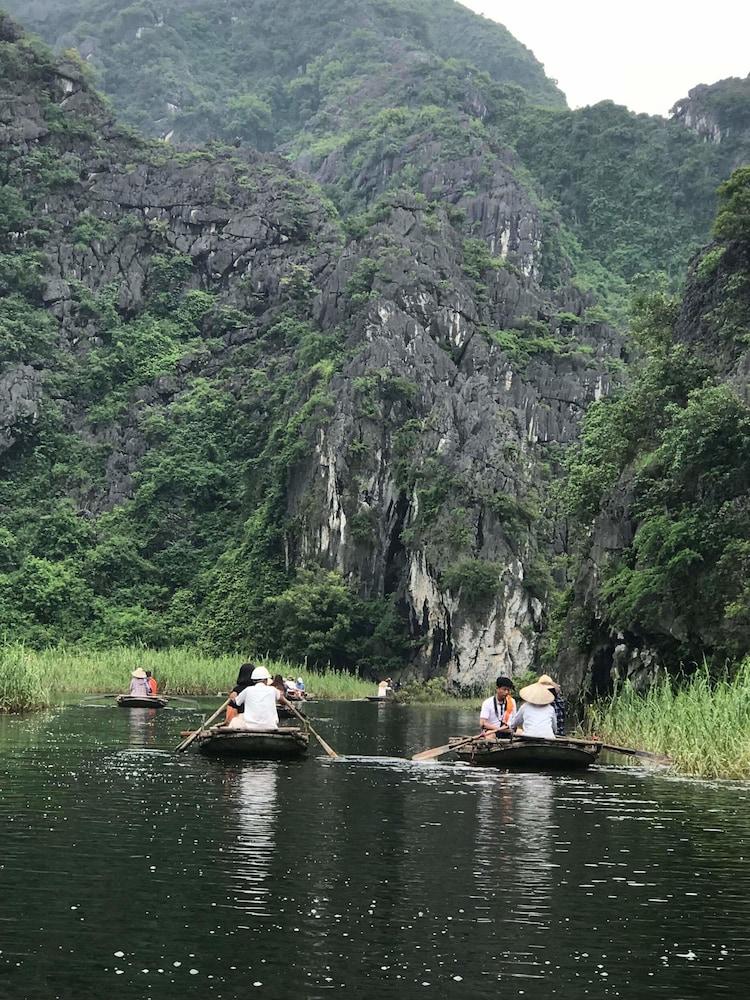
[509,682,557,739]
[228,665,281,731]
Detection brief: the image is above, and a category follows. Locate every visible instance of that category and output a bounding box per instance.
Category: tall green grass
[0,644,375,704]
[0,646,52,712]
[585,658,750,779]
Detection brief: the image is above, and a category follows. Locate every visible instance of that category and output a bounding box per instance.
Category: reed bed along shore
[585,658,750,780]
[0,644,374,709]
[0,647,52,713]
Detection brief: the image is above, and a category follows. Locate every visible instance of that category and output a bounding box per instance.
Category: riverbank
[584,658,750,780]
[0,645,374,711]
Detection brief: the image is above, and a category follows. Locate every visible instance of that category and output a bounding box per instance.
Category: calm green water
[1,700,748,1000]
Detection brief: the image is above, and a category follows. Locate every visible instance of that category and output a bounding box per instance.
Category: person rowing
[538,673,565,733]
[508,682,557,739]
[479,675,516,739]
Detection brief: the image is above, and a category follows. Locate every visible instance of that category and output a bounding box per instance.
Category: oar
[175,699,230,753]
[412,731,487,761]
[283,699,338,759]
[81,693,120,700]
[513,732,672,764]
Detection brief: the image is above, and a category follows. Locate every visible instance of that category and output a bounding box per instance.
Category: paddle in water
[284,700,338,758]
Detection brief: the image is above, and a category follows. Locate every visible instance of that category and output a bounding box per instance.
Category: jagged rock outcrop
[672,76,750,170]
[0,19,630,681]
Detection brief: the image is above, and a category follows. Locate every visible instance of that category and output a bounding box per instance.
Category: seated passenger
[509,683,557,739]
[145,670,158,695]
[227,666,280,731]
[129,668,151,697]
[225,662,255,723]
[480,676,516,738]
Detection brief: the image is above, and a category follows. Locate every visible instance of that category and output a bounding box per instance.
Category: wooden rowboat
[193,726,309,759]
[450,735,601,770]
[365,695,394,703]
[116,694,169,709]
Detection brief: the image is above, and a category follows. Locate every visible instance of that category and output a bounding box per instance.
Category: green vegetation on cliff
[562,167,750,672]
[5,0,746,313]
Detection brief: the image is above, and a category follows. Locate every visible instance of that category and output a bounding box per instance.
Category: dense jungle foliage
[0,3,748,683]
[560,167,750,670]
[4,0,745,317]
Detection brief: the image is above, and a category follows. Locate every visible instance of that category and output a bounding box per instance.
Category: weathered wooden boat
[366,695,394,703]
[116,694,169,709]
[193,726,309,759]
[450,735,601,770]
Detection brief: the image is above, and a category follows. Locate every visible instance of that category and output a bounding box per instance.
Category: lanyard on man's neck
[494,695,504,722]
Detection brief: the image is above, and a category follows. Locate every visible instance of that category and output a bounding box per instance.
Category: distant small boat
[116,695,169,709]
[450,736,601,770]
[193,726,309,759]
[365,695,394,703]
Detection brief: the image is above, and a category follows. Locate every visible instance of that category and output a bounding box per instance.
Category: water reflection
[125,707,160,748]
[228,765,279,918]
[0,703,749,999]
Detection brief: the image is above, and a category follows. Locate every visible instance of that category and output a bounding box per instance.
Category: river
[0,700,748,999]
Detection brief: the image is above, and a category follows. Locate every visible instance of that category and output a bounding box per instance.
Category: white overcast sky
[460,0,750,116]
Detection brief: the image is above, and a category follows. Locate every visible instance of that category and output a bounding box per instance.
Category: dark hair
[496,676,513,689]
[234,662,255,693]
[145,670,152,678]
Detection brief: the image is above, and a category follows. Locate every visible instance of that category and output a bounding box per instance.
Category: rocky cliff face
[671,77,750,169]
[0,17,626,680]
[556,168,750,693]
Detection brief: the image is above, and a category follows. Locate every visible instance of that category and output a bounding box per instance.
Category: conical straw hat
[537,674,559,689]
[131,668,147,679]
[520,682,555,706]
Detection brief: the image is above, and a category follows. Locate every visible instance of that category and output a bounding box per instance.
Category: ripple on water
[0,703,749,998]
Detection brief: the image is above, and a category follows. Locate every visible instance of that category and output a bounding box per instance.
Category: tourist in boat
[129,668,151,697]
[480,676,517,738]
[227,665,283,731]
[145,670,158,695]
[295,676,306,697]
[509,682,557,739]
[271,674,288,702]
[538,673,565,733]
[283,677,302,701]
[376,678,393,699]
[225,662,256,723]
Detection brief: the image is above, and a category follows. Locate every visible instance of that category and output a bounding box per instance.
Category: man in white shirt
[479,676,516,739]
[228,666,281,731]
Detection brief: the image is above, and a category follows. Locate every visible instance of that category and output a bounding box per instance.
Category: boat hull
[116,695,169,709]
[451,737,600,770]
[196,727,309,759]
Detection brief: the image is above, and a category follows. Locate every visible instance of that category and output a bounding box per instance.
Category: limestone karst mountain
[1,3,748,689]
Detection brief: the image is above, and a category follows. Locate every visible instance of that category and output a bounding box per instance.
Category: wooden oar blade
[412,732,486,761]
[313,731,338,759]
[412,743,452,761]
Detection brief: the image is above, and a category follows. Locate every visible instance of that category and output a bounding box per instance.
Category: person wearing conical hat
[538,673,565,734]
[129,668,151,698]
[508,682,557,739]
